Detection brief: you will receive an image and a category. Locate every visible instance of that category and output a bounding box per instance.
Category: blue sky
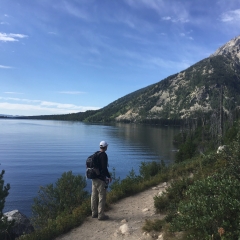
[0,0,240,116]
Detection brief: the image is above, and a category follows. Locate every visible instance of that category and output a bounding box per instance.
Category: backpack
[86,151,101,179]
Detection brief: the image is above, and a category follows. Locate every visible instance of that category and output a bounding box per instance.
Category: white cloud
[125,0,164,14]
[4,92,23,94]
[148,57,190,71]
[221,9,240,22]
[0,102,83,114]
[162,16,189,23]
[180,33,193,40]
[0,97,100,115]
[162,16,171,21]
[0,33,28,42]
[125,0,189,23]
[0,97,39,103]
[0,65,12,69]
[61,2,90,20]
[40,101,83,110]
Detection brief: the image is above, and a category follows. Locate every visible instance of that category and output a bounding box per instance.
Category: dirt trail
[55,182,167,240]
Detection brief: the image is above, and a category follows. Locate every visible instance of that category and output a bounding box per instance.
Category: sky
[0,0,240,116]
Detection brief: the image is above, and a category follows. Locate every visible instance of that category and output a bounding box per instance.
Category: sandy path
[55,182,167,240]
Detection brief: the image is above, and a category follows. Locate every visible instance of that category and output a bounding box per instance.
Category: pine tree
[0,169,14,239]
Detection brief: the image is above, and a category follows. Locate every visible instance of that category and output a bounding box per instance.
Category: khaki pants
[91,178,106,218]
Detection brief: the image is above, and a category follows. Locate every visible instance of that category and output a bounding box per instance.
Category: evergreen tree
[0,169,14,239]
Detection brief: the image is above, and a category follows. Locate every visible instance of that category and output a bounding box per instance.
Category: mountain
[25,36,240,123]
[0,114,15,118]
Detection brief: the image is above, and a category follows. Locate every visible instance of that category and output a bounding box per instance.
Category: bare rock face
[4,210,34,239]
[210,36,240,60]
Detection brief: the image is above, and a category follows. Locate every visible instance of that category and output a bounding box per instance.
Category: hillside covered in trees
[17,36,240,126]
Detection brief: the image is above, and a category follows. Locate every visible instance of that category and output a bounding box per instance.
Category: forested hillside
[18,36,240,124]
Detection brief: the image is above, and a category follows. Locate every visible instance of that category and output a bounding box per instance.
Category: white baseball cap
[100,141,108,147]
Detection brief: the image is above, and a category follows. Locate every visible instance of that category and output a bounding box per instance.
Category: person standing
[91,140,112,220]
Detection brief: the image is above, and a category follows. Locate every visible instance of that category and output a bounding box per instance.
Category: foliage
[109,161,167,202]
[170,174,240,239]
[142,219,164,232]
[18,200,90,240]
[0,169,14,240]
[31,171,89,228]
[19,119,240,239]
[109,168,142,198]
[139,160,165,180]
[150,121,240,239]
[175,138,197,163]
[16,52,240,124]
[221,131,240,180]
[154,177,194,215]
[20,161,169,240]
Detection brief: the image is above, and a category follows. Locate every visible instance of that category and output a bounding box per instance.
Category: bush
[139,160,165,180]
[142,219,164,232]
[109,168,142,197]
[154,177,194,214]
[170,174,240,239]
[0,169,14,240]
[32,171,89,228]
[175,138,197,163]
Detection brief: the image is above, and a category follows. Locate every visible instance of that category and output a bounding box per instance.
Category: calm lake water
[0,119,179,217]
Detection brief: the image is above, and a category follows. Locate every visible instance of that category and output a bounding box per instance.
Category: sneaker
[92,214,98,218]
[98,215,109,221]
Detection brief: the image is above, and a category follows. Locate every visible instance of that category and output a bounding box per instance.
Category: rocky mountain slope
[23,35,240,123]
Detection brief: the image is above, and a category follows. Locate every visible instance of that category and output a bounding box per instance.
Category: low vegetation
[1,119,240,239]
[146,121,240,239]
[31,171,89,229]
[0,170,14,239]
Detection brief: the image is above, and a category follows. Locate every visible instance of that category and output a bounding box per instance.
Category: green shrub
[142,219,164,232]
[139,160,165,180]
[154,177,194,214]
[18,199,90,240]
[221,134,240,181]
[32,171,89,228]
[110,168,142,196]
[0,169,14,240]
[170,174,240,239]
[175,138,197,163]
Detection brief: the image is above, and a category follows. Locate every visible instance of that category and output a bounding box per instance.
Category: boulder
[119,223,130,235]
[4,210,34,239]
[217,145,226,153]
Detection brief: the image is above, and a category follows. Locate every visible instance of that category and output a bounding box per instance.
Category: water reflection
[0,119,180,216]
[103,123,179,165]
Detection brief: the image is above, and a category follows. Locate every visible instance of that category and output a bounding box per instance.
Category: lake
[0,119,179,217]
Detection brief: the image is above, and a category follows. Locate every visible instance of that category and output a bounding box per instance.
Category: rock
[158,233,164,239]
[113,230,120,237]
[121,219,128,223]
[152,187,159,190]
[4,210,34,238]
[157,191,165,197]
[119,223,130,235]
[158,182,167,188]
[189,173,194,178]
[142,208,150,212]
[217,145,226,153]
